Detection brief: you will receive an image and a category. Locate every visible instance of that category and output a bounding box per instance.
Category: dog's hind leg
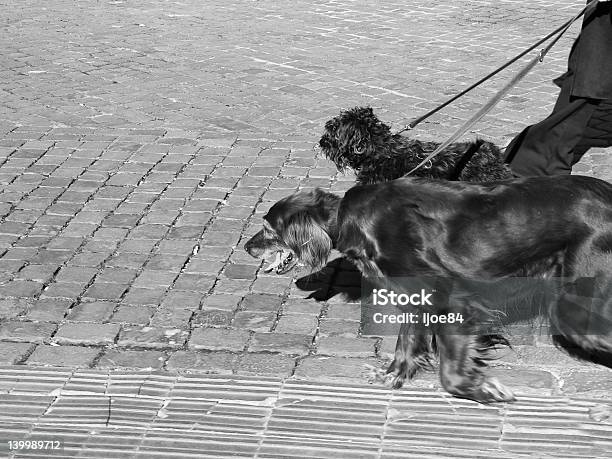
[550,265,612,367]
[386,322,434,389]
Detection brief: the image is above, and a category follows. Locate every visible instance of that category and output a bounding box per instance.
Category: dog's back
[336,175,612,279]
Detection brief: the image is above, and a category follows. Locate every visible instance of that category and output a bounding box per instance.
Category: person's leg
[504,85,600,176]
[572,101,612,165]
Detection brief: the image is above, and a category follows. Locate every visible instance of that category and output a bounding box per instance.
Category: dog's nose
[244,238,258,257]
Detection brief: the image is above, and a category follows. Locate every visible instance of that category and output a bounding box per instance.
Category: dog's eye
[264,226,278,238]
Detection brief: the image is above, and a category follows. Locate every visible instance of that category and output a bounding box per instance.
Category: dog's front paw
[385,358,407,389]
[474,377,515,403]
[386,359,423,389]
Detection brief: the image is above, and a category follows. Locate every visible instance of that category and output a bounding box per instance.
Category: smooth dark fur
[245,175,612,403]
[319,106,513,184]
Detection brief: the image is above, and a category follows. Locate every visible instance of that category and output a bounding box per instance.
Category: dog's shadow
[296,257,363,301]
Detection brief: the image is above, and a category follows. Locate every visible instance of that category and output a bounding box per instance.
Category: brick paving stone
[130,224,168,240]
[160,290,203,310]
[119,239,157,254]
[0,320,57,343]
[223,263,258,280]
[150,307,193,328]
[54,266,98,284]
[14,264,56,283]
[132,270,177,287]
[489,368,555,395]
[295,356,384,383]
[26,344,101,367]
[237,353,296,377]
[106,252,150,269]
[188,327,250,352]
[213,278,252,294]
[157,240,197,256]
[250,277,292,295]
[274,314,318,335]
[111,305,156,324]
[0,341,34,364]
[378,336,398,359]
[40,282,85,299]
[122,287,166,306]
[192,309,233,327]
[560,369,612,396]
[318,318,360,337]
[201,231,239,247]
[67,301,116,322]
[172,274,217,292]
[202,294,242,311]
[233,311,277,332]
[97,349,165,370]
[54,323,121,346]
[194,247,231,261]
[0,280,44,297]
[0,298,30,319]
[249,332,311,355]
[146,254,189,272]
[166,225,202,239]
[166,350,237,374]
[83,282,129,301]
[96,267,138,284]
[25,298,72,322]
[241,293,283,312]
[117,326,188,350]
[509,345,592,368]
[317,336,376,358]
[69,251,108,267]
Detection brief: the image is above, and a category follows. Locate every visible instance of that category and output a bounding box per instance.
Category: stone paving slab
[0,367,610,458]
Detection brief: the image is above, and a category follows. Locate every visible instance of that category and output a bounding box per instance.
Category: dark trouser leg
[504,84,601,177]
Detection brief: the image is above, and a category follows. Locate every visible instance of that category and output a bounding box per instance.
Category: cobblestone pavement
[1,0,611,456]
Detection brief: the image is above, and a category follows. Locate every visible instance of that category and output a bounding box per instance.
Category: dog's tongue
[263,250,291,273]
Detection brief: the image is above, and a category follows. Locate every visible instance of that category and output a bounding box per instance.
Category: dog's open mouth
[263,249,297,274]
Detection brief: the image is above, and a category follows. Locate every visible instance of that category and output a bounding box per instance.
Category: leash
[401,4,589,177]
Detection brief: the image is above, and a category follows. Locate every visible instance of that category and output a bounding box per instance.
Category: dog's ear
[337,121,370,156]
[279,189,334,270]
[282,210,333,270]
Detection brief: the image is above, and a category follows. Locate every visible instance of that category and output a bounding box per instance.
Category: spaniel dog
[319,106,513,184]
[245,175,612,403]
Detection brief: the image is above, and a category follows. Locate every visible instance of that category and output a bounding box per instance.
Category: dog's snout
[244,230,265,257]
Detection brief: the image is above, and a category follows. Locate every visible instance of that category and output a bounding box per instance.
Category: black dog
[245,175,612,403]
[319,106,513,184]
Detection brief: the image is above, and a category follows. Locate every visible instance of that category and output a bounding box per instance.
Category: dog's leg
[436,333,514,403]
[549,270,612,367]
[386,322,434,389]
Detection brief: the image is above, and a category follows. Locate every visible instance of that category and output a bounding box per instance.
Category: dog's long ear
[282,210,333,270]
[337,121,370,156]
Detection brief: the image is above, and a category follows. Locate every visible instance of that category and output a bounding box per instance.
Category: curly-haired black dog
[319,106,513,184]
[245,175,612,403]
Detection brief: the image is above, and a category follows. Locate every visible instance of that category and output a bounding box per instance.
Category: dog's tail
[447,139,484,181]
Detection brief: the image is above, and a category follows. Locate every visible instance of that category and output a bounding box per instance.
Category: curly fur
[319,106,513,184]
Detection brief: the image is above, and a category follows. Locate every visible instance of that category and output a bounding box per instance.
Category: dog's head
[244,188,340,274]
[319,106,393,170]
